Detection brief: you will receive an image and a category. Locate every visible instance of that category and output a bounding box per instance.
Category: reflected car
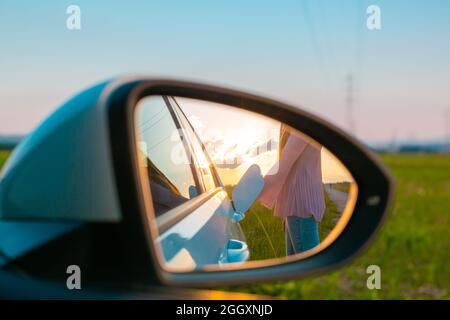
[0,78,394,299]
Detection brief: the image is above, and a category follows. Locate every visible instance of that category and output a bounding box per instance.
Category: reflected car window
[136,96,200,216]
[170,97,217,192]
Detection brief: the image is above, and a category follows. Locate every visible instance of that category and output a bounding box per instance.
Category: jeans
[285,216,320,255]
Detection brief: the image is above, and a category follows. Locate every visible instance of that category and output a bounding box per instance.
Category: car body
[0,95,249,270]
[0,78,394,299]
[142,96,249,268]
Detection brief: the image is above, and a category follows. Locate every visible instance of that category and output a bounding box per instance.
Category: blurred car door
[137,96,247,271]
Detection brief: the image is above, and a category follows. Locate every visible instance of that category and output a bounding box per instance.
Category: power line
[389,129,398,153]
[445,107,450,148]
[141,111,169,135]
[315,1,338,86]
[354,1,367,83]
[300,0,330,85]
[346,73,355,134]
[138,105,165,129]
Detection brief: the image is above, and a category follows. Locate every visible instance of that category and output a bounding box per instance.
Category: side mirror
[0,77,395,289]
[130,83,394,286]
[231,164,264,223]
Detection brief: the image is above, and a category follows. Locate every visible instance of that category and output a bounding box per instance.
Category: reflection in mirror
[135,96,357,272]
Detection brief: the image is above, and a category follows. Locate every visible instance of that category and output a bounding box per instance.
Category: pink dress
[259,129,325,222]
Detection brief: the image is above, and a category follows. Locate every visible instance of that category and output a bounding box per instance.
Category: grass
[238,190,342,261]
[239,202,285,260]
[0,151,448,299]
[331,182,351,193]
[228,154,450,299]
[0,151,10,169]
[318,191,342,241]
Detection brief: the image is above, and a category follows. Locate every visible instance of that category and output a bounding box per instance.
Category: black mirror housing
[107,78,395,287]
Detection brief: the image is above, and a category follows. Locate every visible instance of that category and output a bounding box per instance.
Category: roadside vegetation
[230,154,450,299]
[239,190,342,261]
[0,151,9,169]
[0,152,448,299]
[331,182,351,193]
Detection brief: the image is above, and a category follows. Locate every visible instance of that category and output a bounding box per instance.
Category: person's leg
[298,216,320,252]
[285,216,320,254]
[285,216,302,254]
[284,218,295,256]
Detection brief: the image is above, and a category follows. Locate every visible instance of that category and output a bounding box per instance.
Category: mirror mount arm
[231,211,245,223]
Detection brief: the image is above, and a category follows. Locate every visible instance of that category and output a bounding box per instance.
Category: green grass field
[238,190,342,261]
[331,182,351,193]
[0,151,449,299]
[0,151,9,169]
[229,154,450,299]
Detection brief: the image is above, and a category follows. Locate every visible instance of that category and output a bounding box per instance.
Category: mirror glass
[134,95,357,272]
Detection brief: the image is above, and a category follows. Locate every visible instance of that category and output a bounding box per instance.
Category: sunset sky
[177,97,353,184]
[1,1,450,144]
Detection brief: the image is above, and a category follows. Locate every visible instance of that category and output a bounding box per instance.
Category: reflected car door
[151,97,247,271]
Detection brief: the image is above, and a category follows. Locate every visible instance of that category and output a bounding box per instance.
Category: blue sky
[1,0,450,143]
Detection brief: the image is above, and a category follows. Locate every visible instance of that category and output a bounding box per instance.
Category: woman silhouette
[259,124,325,255]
